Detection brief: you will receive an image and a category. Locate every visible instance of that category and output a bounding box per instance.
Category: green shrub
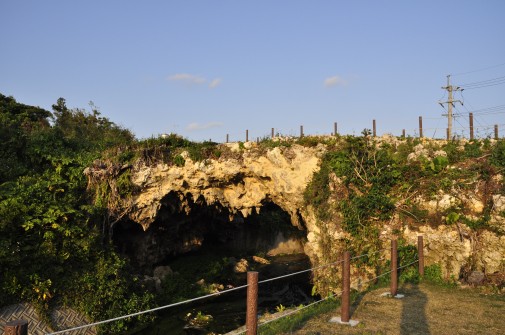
[295,136,321,147]
[397,242,419,284]
[461,214,490,230]
[65,252,155,334]
[443,141,462,163]
[490,139,505,167]
[116,170,134,197]
[430,155,449,173]
[422,264,444,284]
[159,273,196,303]
[117,150,135,164]
[173,154,185,167]
[445,212,460,225]
[400,267,420,284]
[394,138,420,162]
[463,140,482,158]
[258,138,292,149]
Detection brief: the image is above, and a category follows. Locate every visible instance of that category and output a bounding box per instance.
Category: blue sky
[1,1,504,141]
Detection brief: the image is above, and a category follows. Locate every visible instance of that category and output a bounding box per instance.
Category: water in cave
[113,193,316,334]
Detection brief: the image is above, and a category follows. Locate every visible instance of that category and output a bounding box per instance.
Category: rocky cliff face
[114,141,325,268]
[112,137,504,284]
[129,142,325,230]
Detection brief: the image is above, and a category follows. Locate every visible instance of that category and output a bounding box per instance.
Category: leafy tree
[0,93,152,333]
[0,93,51,182]
[51,98,134,152]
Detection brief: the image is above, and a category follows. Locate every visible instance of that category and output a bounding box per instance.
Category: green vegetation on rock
[304,130,505,296]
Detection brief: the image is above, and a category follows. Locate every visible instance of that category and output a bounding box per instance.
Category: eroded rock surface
[108,137,505,285]
[129,143,325,231]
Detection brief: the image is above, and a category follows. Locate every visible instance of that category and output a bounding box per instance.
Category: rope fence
[350,248,388,261]
[39,254,357,334]
[244,236,424,335]
[398,259,420,271]
[3,237,426,335]
[45,283,250,335]
[256,259,420,334]
[235,240,424,335]
[257,258,344,285]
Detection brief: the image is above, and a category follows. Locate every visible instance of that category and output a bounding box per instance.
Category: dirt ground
[279,283,505,335]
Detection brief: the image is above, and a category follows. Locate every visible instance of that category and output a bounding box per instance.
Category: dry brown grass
[278,283,505,335]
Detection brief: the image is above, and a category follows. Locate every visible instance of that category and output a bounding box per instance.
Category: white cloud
[324,75,348,88]
[168,74,223,89]
[209,78,222,89]
[186,121,224,131]
[168,73,206,85]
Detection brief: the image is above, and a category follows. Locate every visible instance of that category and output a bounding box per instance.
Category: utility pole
[439,75,463,139]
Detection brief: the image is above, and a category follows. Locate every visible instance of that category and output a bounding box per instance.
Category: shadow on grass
[349,292,365,319]
[400,285,430,335]
[256,298,339,335]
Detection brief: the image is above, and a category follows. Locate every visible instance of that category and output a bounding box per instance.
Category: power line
[454,106,469,136]
[469,104,505,112]
[451,62,505,76]
[455,94,504,135]
[458,110,505,117]
[459,75,505,86]
[453,104,505,116]
[459,94,483,128]
[457,75,505,90]
[460,91,476,110]
[462,80,505,90]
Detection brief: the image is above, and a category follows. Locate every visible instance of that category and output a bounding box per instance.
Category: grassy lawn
[254,283,505,335]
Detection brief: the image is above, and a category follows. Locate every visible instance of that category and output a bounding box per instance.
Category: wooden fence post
[4,320,28,335]
[469,113,474,140]
[418,236,424,276]
[391,240,398,297]
[402,129,406,138]
[341,251,351,323]
[246,129,249,142]
[334,122,338,136]
[271,128,274,138]
[300,125,304,138]
[246,272,258,335]
[373,119,376,137]
[226,134,229,143]
[419,116,423,138]
[495,125,499,140]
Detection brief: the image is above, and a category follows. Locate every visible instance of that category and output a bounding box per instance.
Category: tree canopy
[0,93,152,334]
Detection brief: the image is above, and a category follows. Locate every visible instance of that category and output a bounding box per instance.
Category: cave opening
[113,191,309,272]
[113,192,315,334]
